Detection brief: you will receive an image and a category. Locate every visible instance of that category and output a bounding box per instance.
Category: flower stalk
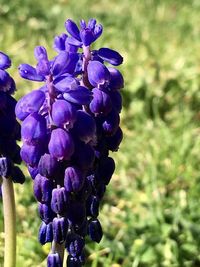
[2,176,16,267]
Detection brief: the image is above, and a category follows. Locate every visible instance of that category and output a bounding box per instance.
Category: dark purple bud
[28,165,38,180]
[102,109,120,136]
[86,195,99,218]
[0,52,11,69]
[0,116,17,138]
[21,112,46,145]
[34,46,48,61]
[11,166,25,184]
[18,64,44,81]
[15,89,45,121]
[54,75,78,93]
[47,253,62,267]
[87,61,110,87]
[54,33,67,52]
[109,90,122,113]
[65,19,81,41]
[73,110,96,143]
[38,203,55,224]
[51,187,69,214]
[38,153,59,179]
[0,157,12,178]
[52,52,79,76]
[48,128,74,160]
[73,141,95,170]
[98,48,123,66]
[88,18,96,30]
[94,24,103,40]
[52,100,77,128]
[89,88,112,116]
[66,233,85,257]
[52,217,68,244]
[64,166,84,193]
[34,174,53,203]
[20,143,43,167]
[88,219,103,243]
[80,28,95,46]
[108,67,124,90]
[67,255,82,267]
[38,222,53,245]
[99,157,115,185]
[106,127,123,151]
[0,70,15,94]
[63,86,92,105]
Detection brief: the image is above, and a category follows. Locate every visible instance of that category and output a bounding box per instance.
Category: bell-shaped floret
[52,217,68,244]
[48,128,74,160]
[98,48,123,66]
[86,195,100,218]
[38,203,55,224]
[51,187,69,214]
[52,51,79,76]
[65,19,81,41]
[33,174,53,203]
[0,52,11,69]
[87,61,110,87]
[38,222,53,245]
[21,112,47,145]
[20,143,44,167]
[108,67,124,90]
[54,75,78,93]
[106,127,123,151]
[63,86,92,105]
[52,100,77,128]
[64,166,84,193]
[102,109,120,136]
[15,89,45,121]
[47,253,62,267]
[73,110,96,143]
[88,219,103,243]
[0,70,16,94]
[66,233,85,257]
[28,165,38,180]
[98,157,115,185]
[89,88,112,116]
[18,64,44,81]
[38,153,59,179]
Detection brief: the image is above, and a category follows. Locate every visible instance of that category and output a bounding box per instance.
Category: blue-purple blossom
[17,18,124,267]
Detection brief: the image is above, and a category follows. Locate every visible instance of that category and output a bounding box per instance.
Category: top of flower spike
[65,18,103,47]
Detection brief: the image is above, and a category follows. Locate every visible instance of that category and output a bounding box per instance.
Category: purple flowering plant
[0,52,25,267]
[1,18,123,267]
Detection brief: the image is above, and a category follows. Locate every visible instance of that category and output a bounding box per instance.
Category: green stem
[2,176,16,267]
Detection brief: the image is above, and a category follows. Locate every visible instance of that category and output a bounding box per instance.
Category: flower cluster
[16,18,123,267]
[0,52,24,185]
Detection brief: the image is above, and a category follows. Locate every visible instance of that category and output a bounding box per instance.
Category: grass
[1,0,200,266]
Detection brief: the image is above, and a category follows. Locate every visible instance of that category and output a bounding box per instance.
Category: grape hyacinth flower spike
[17,18,124,267]
[0,52,25,267]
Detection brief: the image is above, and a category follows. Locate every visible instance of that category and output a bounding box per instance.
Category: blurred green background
[1,0,200,266]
